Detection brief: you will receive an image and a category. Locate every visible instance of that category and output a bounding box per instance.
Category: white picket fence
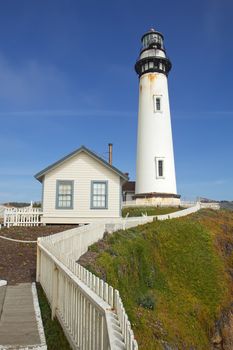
[123,200,220,210]
[37,223,138,350]
[122,200,196,208]
[200,202,220,210]
[4,207,43,227]
[37,204,203,350]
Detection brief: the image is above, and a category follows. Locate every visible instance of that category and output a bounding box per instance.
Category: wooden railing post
[3,209,6,227]
[36,243,41,282]
[51,263,59,320]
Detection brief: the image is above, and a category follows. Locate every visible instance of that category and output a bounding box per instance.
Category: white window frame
[155,157,165,179]
[153,95,162,113]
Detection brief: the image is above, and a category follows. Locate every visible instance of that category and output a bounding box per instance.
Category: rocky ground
[0,225,76,284]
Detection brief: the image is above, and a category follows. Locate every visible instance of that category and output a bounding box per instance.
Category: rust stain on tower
[148,73,156,82]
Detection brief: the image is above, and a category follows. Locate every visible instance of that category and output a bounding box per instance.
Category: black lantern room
[135,28,172,77]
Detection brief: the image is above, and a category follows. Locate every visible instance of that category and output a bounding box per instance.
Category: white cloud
[0,53,135,117]
[0,108,134,119]
[180,179,227,187]
[0,54,75,110]
[173,110,233,120]
[203,0,231,40]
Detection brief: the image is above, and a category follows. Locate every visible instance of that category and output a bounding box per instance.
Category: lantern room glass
[142,33,163,49]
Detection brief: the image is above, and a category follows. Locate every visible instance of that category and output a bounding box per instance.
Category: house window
[91,181,108,209]
[153,95,162,112]
[56,180,73,209]
[155,158,165,178]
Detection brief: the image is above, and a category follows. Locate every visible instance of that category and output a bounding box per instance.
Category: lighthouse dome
[135,28,171,77]
[141,28,164,49]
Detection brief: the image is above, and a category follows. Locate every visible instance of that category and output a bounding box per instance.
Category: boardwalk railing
[200,202,220,210]
[37,223,138,350]
[37,204,203,350]
[4,207,43,227]
[123,200,220,210]
[122,200,196,208]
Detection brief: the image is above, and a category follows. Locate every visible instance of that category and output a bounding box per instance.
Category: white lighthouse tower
[134,28,180,206]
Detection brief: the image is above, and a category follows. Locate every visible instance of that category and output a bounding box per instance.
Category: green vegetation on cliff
[79,209,233,349]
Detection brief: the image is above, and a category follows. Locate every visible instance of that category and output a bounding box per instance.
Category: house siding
[42,152,122,223]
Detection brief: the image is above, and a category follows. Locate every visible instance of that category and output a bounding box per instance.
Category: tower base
[133,192,181,207]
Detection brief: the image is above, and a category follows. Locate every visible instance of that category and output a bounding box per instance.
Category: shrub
[137,293,155,310]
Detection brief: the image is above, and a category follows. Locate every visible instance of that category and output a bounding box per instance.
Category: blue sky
[0,0,232,202]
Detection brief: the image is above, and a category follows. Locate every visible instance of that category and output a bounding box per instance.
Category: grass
[36,283,71,350]
[122,206,182,217]
[81,209,233,349]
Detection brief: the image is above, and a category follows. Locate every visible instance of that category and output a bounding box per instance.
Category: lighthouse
[134,28,180,206]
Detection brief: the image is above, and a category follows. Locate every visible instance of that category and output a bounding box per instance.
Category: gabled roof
[34,145,128,183]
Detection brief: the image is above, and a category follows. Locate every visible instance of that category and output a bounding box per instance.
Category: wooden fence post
[36,243,41,282]
[51,264,59,320]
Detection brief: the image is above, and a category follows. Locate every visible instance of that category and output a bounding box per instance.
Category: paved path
[0,283,46,350]
[0,282,6,319]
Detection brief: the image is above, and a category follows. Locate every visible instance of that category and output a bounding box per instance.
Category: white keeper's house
[35,146,128,225]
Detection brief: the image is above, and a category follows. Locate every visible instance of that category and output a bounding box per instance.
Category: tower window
[158,160,163,177]
[153,95,162,112]
[149,62,153,69]
[155,158,165,178]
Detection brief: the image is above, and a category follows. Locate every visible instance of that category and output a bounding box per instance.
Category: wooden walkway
[0,283,46,349]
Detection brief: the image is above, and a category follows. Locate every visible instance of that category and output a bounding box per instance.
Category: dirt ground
[0,225,77,285]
